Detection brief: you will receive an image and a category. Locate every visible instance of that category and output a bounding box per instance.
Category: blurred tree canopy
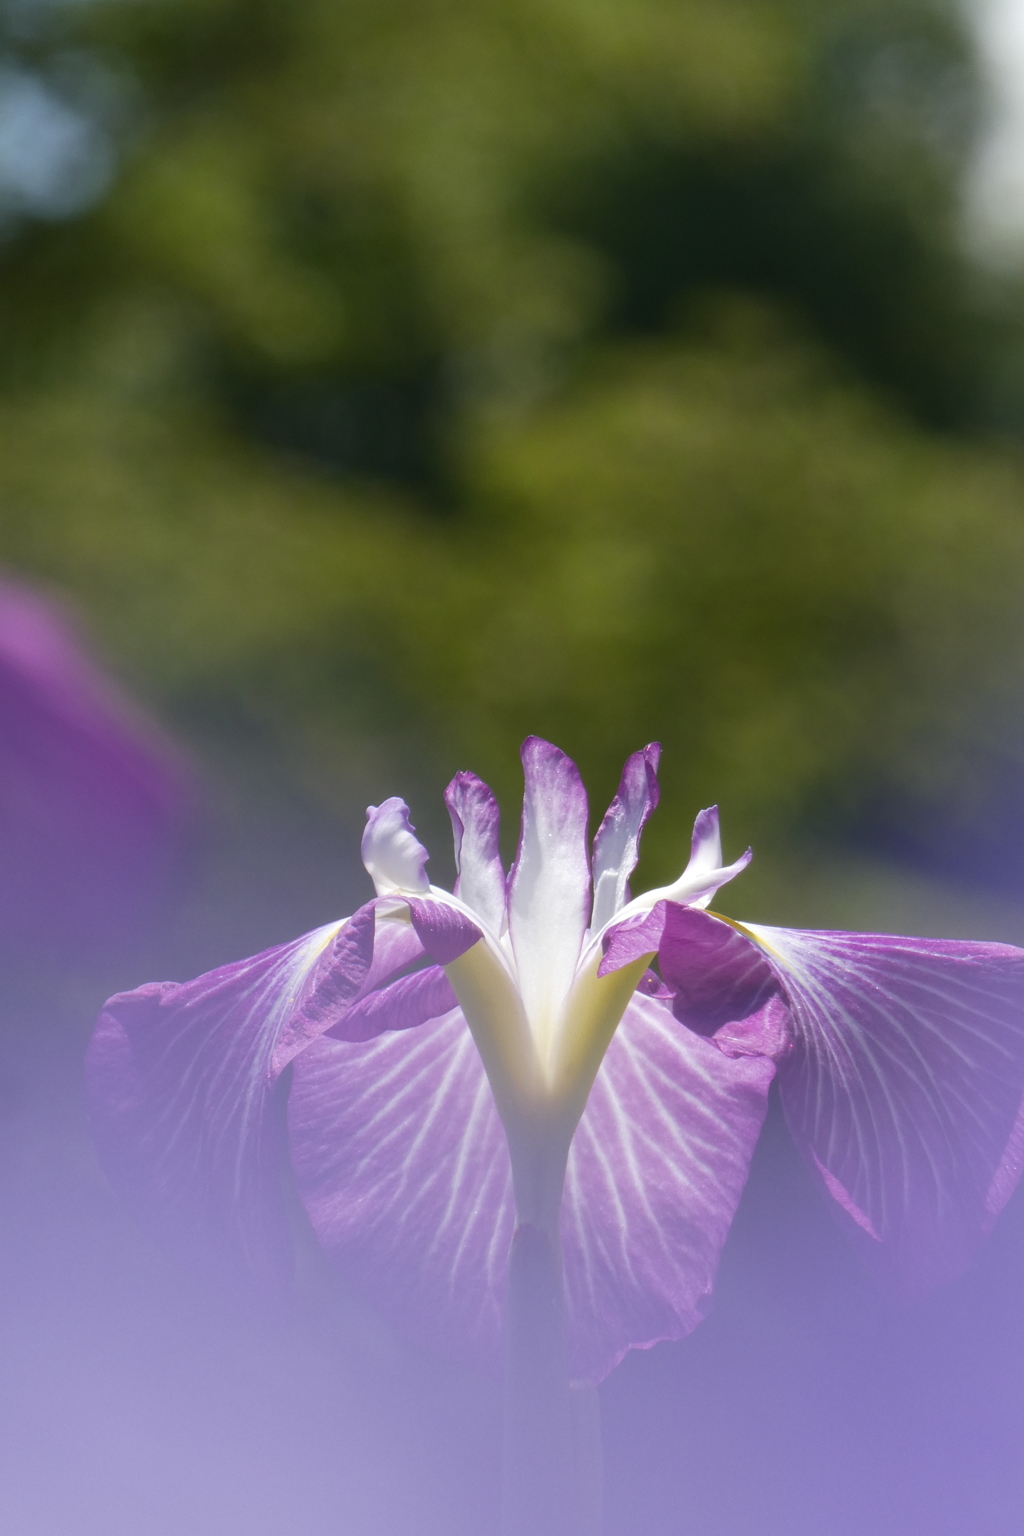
[0,0,1022,953]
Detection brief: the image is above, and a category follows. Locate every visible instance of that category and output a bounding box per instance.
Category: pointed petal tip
[444,772,506,934]
[590,745,662,930]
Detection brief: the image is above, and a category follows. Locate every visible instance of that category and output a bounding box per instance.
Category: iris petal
[591,744,660,933]
[744,924,1024,1290]
[445,770,506,935]
[0,577,193,956]
[507,737,591,1033]
[563,993,775,1381]
[85,916,360,1288]
[288,992,775,1382]
[289,1009,513,1366]
[84,900,466,1287]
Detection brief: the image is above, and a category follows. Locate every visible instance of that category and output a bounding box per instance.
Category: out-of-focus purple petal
[508,737,591,1023]
[86,920,352,1287]
[564,993,776,1381]
[361,798,430,895]
[288,994,774,1381]
[0,578,193,958]
[591,744,660,932]
[445,771,506,935]
[405,896,482,964]
[744,923,1024,1290]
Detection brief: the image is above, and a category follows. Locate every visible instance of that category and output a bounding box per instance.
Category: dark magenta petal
[508,737,591,1024]
[288,993,775,1381]
[655,904,788,1051]
[599,901,667,973]
[745,924,1024,1291]
[591,744,660,932]
[0,578,193,958]
[601,902,789,1057]
[445,770,506,935]
[405,896,483,964]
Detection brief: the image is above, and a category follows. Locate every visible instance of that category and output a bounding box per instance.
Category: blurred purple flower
[86,737,1024,1384]
[0,577,193,961]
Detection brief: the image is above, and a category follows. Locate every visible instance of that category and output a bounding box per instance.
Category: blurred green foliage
[0,0,1023,954]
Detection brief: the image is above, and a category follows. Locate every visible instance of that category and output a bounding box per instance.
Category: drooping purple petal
[0,577,194,958]
[85,901,461,1285]
[288,993,775,1381]
[289,1009,515,1367]
[508,737,591,1026]
[445,771,507,935]
[361,798,430,895]
[590,744,660,933]
[86,918,355,1287]
[743,923,1024,1290]
[563,992,776,1381]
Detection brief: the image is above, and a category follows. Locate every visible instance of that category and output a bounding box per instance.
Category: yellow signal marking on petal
[443,939,543,1121]
[551,951,654,1124]
[705,910,792,971]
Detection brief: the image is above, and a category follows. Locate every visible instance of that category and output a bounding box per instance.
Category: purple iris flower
[0,577,193,960]
[87,735,1024,1392]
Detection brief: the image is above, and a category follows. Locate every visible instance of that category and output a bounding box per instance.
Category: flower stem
[501,1223,603,1536]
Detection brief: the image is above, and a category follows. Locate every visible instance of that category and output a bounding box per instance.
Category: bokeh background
[4,0,1024,1531]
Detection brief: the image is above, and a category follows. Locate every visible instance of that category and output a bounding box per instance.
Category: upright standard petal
[507,738,591,1042]
[590,744,660,933]
[288,992,775,1382]
[445,770,507,936]
[744,924,1024,1290]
